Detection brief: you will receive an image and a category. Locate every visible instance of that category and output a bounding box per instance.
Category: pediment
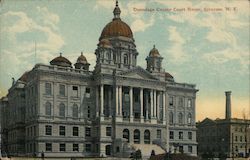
[117,66,158,80]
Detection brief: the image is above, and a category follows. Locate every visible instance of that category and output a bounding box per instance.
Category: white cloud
[0,8,65,91]
[167,26,188,63]
[131,15,155,33]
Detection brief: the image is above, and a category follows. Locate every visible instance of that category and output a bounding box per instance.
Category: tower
[94,0,138,74]
[225,91,232,119]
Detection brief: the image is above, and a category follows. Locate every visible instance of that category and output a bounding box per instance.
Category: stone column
[96,86,99,117]
[119,86,122,116]
[140,88,144,123]
[115,86,119,116]
[154,90,157,118]
[129,87,133,122]
[157,91,160,119]
[150,90,154,119]
[163,91,166,124]
[145,92,149,120]
[100,85,104,117]
[108,86,112,117]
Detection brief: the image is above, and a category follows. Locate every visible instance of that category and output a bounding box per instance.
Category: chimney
[225,91,232,119]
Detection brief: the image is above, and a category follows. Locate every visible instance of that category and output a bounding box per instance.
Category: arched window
[187,113,192,124]
[72,104,78,118]
[59,103,65,117]
[123,129,130,142]
[178,113,183,124]
[169,112,174,124]
[45,102,51,116]
[144,130,150,144]
[124,54,128,65]
[134,129,140,144]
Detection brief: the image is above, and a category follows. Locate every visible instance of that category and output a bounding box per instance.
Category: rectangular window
[157,129,161,139]
[188,146,193,153]
[85,88,90,98]
[73,144,79,152]
[45,83,52,95]
[188,132,192,140]
[45,125,52,136]
[179,132,183,140]
[188,99,192,107]
[59,84,65,96]
[87,106,90,118]
[85,127,91,137]
[60,143,65,152]
[106,127,112,136]
[85,144,91,152]
[178,97,184,107]
[170,131,174,139]
[46,143,52,151]
[169,96,174,106]
[73,127,79,136]
[72,86,78,97]
[59,126,65,136]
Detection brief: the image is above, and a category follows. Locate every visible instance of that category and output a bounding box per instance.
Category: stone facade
[0,1,198,158]
[197,118,250,158]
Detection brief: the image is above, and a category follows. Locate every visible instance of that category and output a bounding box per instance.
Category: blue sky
[0,0,249,121]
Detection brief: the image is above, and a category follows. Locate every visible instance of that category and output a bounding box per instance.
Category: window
[134,129,140,144]
[169,96,174,106]
[178,113,183,124]
[46,143,52,151]
[169,112,174,124]
[73,144,79,152]
[85,127,91,137]
[235,136,238,142]
[179,132,183,140]
[124,54,128,65]
[59,84,65,96]
[72,86,78,97]
[157,129,161,139]
[123,129,130,142]
[178,97,183,107]
[188,132,192,140]
[116,146,120,152]
[73,127,79,136]
[170,131,174,139]
[60,143,65,152]
[188,99,192,107]
[106,127,112,136]
[45,102,52,116]
[72,104,78,118]
[45,125,52,135]
[59,126,65,136]
[144,130,150,144]
[134,94,139,102]
[45,83,52,95]
[179,146,184,153]
[59,103,65,117]
[240,136,242,142]
[85,88,90,98]
[85,144,91,152]
[87,106,90,118]
[187,113,192,124]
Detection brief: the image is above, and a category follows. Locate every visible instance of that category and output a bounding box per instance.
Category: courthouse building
[197,92,250,158]
[0,1,198,158]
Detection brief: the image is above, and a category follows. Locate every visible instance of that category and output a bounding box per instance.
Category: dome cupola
[149,45,161,57]
[74,52,90,70]
[50,53,72,67]
[99,0,133,41]
[146,45,163,72]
